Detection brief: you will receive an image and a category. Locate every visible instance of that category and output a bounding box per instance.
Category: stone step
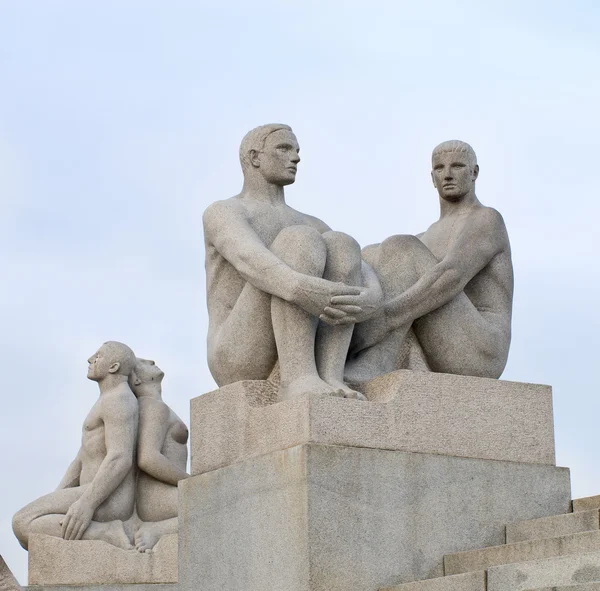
[486,549,600,591]
[525,584,600,590]
[574,497,600,513]
[379,570,485,591]
[445,531,600,575]
[506,511,600,544]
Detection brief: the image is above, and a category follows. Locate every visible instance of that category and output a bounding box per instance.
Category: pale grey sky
[1,0,599,583]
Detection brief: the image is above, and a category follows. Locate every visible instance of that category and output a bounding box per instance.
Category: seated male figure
[345,140,513,382]
[13,342,138,550]
[203,124,382,400]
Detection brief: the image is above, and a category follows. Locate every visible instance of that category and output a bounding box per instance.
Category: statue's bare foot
[97,520,134,550]
[326,379,367,401]
[134,522,162,553]
[279,375,340,401]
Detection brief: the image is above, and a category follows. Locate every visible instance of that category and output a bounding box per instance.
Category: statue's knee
[322,231,361,278]
[380,234,421,256]
[12,509,29,549]
[271,225,326,275]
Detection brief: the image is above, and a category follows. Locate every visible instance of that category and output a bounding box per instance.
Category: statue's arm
[61,392,138,540]
[386,208,508,325]
[203,202,299,301]
[137,399,189,485]
[56,451,82,489]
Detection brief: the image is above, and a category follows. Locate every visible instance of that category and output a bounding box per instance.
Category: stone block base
[190,370,556,475]
[179,443,571,591]
[28,533,177,585]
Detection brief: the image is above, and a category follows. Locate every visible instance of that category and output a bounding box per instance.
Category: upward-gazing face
[87,344,116,382]
[431,151,478,202]
[256,129,301,186]
[134,358,165,385]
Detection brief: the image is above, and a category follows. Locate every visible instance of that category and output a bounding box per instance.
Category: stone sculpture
[12,344,189,556]
[13,342,138,550]
[203,123,383,400]
[345,140,513,382]
[204,128,513,393]
[129,357,189,553]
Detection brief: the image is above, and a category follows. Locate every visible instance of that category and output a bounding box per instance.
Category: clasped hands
[291,275,383,326]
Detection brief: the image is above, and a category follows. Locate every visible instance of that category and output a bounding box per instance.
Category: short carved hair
[101,341,137,376]
[239,123,292,174]
[432,140,477,167]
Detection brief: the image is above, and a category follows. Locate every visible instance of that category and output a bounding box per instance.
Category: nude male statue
[129,357,188,553]
[203,123,383,400]
[13,342,138,550]
[345,140,513,382]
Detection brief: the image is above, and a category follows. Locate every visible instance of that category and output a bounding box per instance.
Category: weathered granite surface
[179,443,571,591]
[28,534,178,585]
[0,555,20,591]
[191,369,555,474]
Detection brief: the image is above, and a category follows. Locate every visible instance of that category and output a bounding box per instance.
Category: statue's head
[431,140,479,202]
[129,358,165,396]
[239,124,300,186]
[87,341,137,382]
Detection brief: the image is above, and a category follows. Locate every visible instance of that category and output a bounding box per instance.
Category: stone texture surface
[528,585,600,590]
[0,555,20,591]
[380,571,486,591]
[191,370,555,475]
[486,550,600,591]
[506,511,600,544]
[444,531,600,575]
[574,497,600,513]
[24,586,175,591]
[28,533,178,585]
[180,443,570,591]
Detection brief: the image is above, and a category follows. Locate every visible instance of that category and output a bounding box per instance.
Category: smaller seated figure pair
[13,341,189,553]
[203,124,513,396]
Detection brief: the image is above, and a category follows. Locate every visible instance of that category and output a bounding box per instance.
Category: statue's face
[134,358,165,385]
[87,344,115,382]
[431,151,478,202]
[257,129,300,186]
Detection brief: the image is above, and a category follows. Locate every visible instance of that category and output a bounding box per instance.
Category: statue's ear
[249,149,261,168]
[472,164,480,181]
[108,362,121,374]
[129,369,142,387]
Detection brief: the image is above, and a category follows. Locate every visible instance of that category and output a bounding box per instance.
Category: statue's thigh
[18,487,85,522]
[413,293,505,378]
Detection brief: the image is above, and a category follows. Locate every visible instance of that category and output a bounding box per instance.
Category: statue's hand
[291,275,362,324]
[61,497,95,541]
[328,283,384,324]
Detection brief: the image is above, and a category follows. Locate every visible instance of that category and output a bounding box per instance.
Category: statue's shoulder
[203,196,245,225]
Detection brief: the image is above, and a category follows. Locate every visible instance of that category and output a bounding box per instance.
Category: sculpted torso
[79,390,137,521]
[419,206,513,330]
[205,197,327,333]
[136,397,188,522]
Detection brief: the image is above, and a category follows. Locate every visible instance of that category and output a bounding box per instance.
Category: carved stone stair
[380,496,600,591]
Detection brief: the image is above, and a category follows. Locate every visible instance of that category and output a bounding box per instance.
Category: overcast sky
[1,0,599,584]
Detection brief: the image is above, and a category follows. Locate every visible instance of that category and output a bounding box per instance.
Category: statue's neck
[439,191,480,218]
[134,383,163,400]
[240,176,286,205]
[97,373,129,395]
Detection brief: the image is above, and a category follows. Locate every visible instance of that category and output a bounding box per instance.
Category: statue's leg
[12,487,132,550]
[270,225,347,400]
[316,231,364,398]
[347,235,507,382]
